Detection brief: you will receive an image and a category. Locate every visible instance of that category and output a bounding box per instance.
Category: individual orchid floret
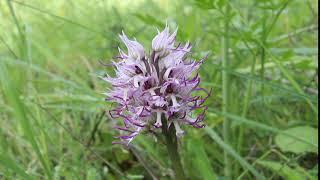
[103,26,211,145]
[152,25,177,58]
[119,31,145,59]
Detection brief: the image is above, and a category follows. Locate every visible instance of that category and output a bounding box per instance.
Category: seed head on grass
[103,25,211,145]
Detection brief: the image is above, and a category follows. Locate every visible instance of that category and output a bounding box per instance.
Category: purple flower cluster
[103,26,210,144]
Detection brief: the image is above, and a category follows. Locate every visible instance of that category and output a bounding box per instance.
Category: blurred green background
[0,0,318,179]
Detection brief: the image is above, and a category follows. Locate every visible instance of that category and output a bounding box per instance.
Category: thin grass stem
[222,2,232,179]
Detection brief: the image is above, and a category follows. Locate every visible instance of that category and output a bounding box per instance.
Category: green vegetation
[0,0,318,179]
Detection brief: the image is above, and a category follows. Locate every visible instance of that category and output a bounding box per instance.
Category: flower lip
[150,95,167,109]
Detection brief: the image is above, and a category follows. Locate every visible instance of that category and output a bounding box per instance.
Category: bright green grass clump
[0,0,318,179]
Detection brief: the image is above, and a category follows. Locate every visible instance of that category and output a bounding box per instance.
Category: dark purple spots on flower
[150,104,156,109]
[135,65,143,74]
[154,88,161,95]
[144,81,152,90]
[166,84,173,94]
[162,105,168,111]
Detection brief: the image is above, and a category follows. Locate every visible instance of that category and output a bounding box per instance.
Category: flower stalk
[161,117,186,180]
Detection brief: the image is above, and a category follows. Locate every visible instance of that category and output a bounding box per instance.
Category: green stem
[222,2,232,179]
[162,118,186,180]
[237,55,257,155]
[235,62,254,177]
[6,0,26,59]
[260,8,267,101]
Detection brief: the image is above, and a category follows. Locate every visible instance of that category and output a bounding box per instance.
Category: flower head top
[104,25,211,144]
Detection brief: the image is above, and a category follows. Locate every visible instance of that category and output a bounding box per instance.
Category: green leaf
[275,126,318,154]
[86,167,101,180]
[114,148,131,163]
[257,161,309,180]
[193,0,216,10]
[0,152,33,180]
[134,14,164,28]
[204,127,266,180]
[186,138,217,180]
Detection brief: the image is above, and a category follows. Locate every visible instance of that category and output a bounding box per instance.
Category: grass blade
[0,62,52,179]
[11,0,104,36]
[0,152,33,180]
[222,2,232,178]
[205,127,266,180]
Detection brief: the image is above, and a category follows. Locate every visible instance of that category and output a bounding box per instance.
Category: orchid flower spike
[103,26,211,145]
